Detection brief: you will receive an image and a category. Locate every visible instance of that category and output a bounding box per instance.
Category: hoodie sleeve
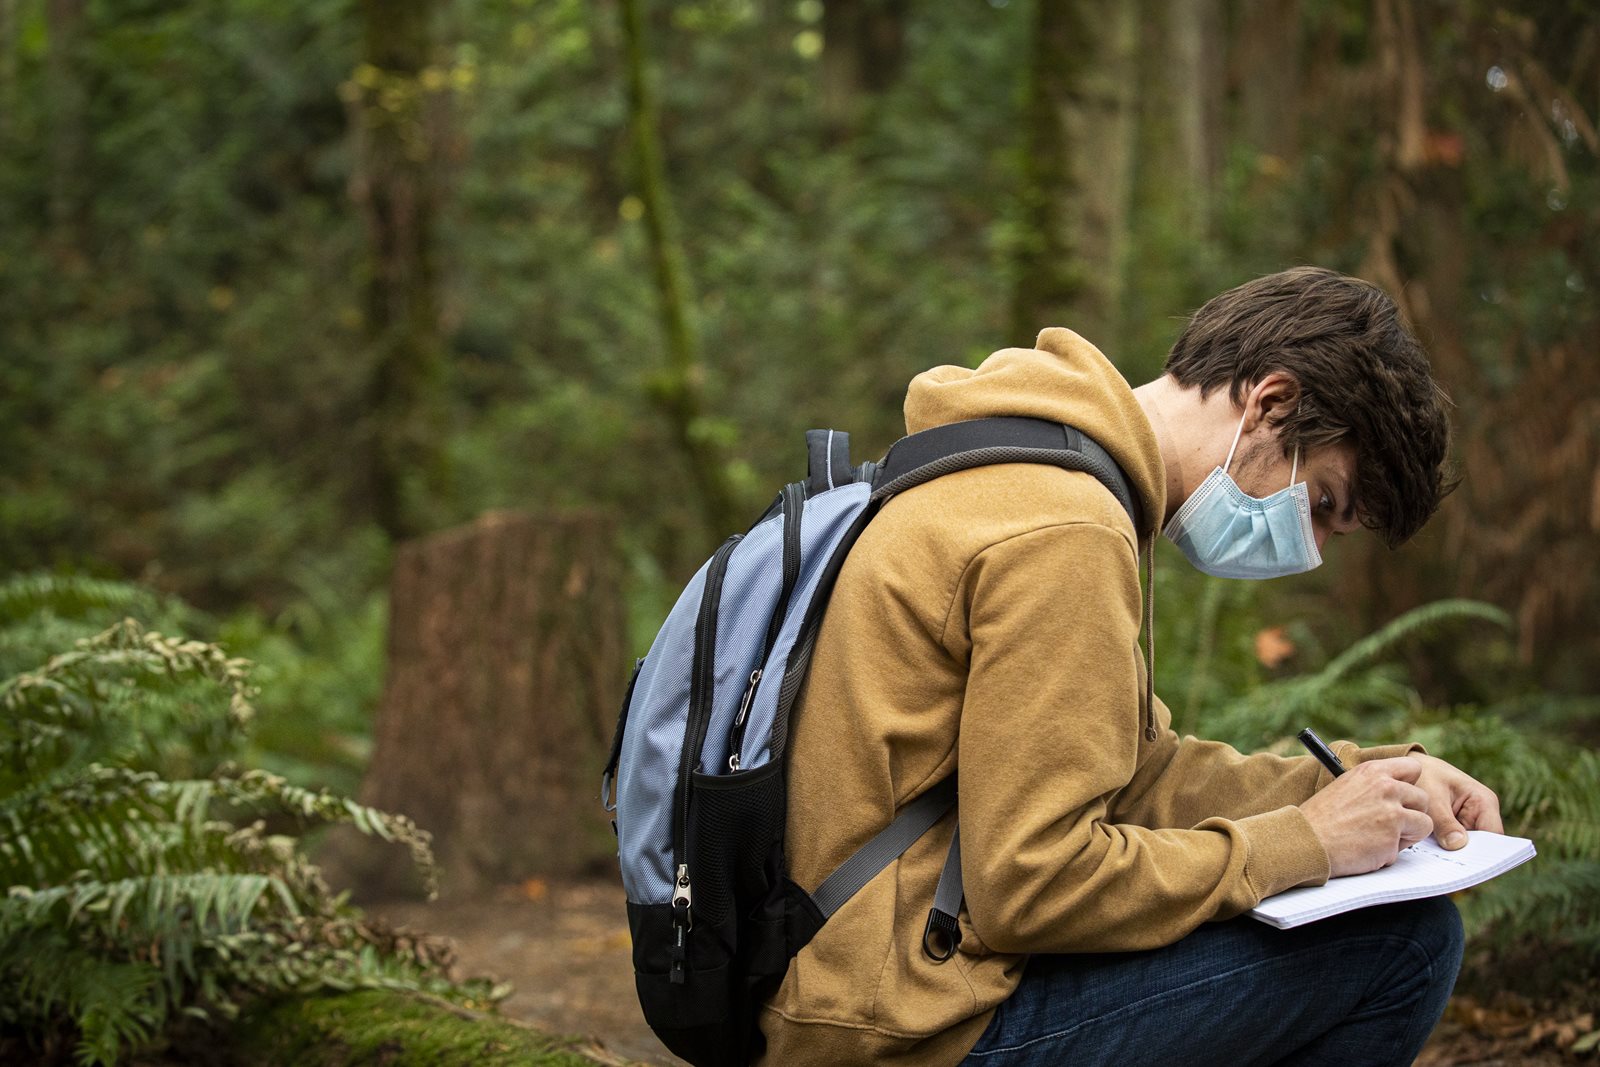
[1113,704,1427,831]
[950,520,1329,955]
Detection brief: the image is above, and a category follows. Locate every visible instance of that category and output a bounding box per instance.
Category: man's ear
[1242,372,1301,433]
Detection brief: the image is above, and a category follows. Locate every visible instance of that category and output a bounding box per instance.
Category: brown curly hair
[1165,267,1457,548]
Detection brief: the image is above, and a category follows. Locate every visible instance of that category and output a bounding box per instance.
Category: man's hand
[1300,757,1434,877]
[1412,752,1503,849]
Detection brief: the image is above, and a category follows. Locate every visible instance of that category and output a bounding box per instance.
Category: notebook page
[1250,831,1536,930]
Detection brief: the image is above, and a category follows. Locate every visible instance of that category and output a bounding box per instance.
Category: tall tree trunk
[1133,0,1223,239]
[1121,0,1224,379]
[349,0,451,542]
[1232,0,1301,161]
[618,0,743,540]
[1172,0,1225,223]
[820,0,911,139]
[340,511,627,899]
[44,0,87,249]
[0,0,18,140]
[1009,0,1139,349]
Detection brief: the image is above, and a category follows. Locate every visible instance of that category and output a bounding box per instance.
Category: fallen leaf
[1253,626,1296,668]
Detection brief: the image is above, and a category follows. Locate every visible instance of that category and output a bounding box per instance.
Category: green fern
[1207,599,1513,751]
[0,574,195,683]
[1202,598,1600,966]
[0,586,459,1065]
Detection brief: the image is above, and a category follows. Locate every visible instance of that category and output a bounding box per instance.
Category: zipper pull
[670,863,692,985]
[727,668,762,771]
[732,668,761,729]
[671,864,693,920]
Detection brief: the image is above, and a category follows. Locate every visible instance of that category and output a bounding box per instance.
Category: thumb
[1431,799,1468,850]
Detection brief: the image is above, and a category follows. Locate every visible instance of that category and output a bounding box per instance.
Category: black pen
[1298,727,1347,778]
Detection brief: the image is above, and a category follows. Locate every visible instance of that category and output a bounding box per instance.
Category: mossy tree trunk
[1233,0,1302,162]
[44,0,86,250]
[618,0,743,541]
[1009,0,1139,350]
[1,0,21,144]
[1134,0,1223,239]
[343,512,626,899]
[349,0,453,542]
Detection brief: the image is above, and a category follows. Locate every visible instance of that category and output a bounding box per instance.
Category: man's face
[1234,436,1364,553]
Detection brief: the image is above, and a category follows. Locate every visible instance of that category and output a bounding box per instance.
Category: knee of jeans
[1407,896,1466,974]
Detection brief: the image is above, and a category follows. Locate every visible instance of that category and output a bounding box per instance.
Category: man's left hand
[1412,753,1503,849]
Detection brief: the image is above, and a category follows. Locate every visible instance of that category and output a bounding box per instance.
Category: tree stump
[335,510,626,899]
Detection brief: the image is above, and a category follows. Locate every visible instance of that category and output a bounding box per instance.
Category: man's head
[1163,267,1456,549]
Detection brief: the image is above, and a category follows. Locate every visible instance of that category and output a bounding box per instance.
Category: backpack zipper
[670,532,741,982]
[727,480,804,771]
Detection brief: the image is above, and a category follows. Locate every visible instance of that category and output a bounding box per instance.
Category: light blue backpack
[600,417,1141,1066]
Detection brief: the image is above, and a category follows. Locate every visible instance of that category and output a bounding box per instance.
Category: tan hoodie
[758,329,1417,1066]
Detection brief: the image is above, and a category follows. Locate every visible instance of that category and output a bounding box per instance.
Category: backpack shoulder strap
[804,418,1145,960]
[869,416,1144,535]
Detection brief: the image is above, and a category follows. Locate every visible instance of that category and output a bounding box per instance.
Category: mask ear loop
[1222,411,1249,475]
[1289,446,1299,487]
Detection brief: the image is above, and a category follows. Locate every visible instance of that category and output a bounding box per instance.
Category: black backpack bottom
[627,759,824,1066]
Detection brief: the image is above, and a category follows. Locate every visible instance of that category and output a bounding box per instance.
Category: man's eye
[1318,493,1334,512]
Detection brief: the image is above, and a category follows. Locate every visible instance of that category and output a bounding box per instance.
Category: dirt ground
[371,879,1582,1067]
[374,879,679,1066]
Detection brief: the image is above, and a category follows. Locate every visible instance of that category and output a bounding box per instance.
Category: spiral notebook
[1249,830,1536,930]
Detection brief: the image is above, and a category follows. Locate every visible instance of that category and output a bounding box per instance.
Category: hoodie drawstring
[1143,531,1157,743]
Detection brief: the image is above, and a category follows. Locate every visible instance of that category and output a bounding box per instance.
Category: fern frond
[1,620,255,782]
[1,930,166,1067]
[1457,858,1600,952]
[0,589,452,1062]
[1205,599,1513,752]
[1317,599,1512,684]
[0,574,163,629]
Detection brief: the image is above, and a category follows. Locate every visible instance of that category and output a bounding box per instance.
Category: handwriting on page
[1400,841,1477,870]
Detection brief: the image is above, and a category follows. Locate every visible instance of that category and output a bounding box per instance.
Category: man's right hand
[1299,757,1434,877]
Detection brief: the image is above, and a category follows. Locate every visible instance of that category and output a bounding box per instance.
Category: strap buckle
[922,907,961,962]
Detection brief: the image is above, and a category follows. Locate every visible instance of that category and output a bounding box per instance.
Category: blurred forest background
[2,0,1599,1062]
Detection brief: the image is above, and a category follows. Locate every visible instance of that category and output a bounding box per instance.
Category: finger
[1459,789,1504,834]
[1372,756,1423,783]
[1400,808,1434,849]
[1394,781,1432,813]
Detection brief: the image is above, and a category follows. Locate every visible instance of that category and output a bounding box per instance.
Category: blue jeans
[962,897,1463,1067]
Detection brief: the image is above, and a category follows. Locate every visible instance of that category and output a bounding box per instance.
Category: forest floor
[371,879,1586,1067]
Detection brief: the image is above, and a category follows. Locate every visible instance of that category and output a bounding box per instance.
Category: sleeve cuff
[1348,740,1427,763]
[1236,804,1330,901]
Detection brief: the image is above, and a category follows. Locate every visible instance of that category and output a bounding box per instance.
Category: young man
[759,268,1501,1066]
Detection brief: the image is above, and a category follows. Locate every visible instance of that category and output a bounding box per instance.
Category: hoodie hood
[902,327,1167,538]
[902,326,1167,741]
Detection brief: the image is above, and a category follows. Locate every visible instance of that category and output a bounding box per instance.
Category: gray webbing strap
[810,776,956,919]
[867,417,1144,536]
[933,828,962,917]
[922,828,964,961]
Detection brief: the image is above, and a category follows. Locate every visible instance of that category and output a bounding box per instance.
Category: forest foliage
[1,0,1597,1055]
[3,0,1595,687]
[0,574,501,1065]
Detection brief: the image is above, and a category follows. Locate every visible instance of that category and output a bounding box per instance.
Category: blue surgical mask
[1163,412,1323,580]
